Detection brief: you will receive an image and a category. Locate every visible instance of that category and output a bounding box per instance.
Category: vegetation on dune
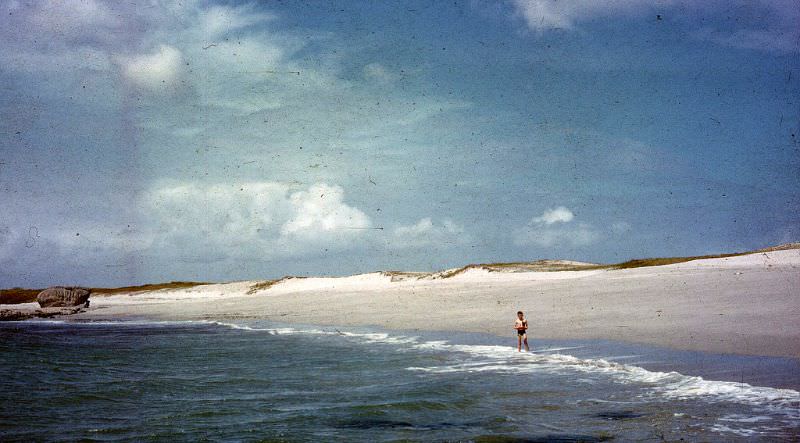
[437,267,470,279]
[246,276,310,294]
[609,254,739,269]
[753,242,800,253]
[607,247,789,270]
[0,288,42,304]
[380,271,429,277]
[246,279,281,294]
[91,281,210,295]
[380,271,430,282]
[434,260,605,279]
[481,261,606,272]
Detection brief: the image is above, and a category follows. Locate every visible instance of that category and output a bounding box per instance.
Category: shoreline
[58,249,800,359]
[9,317,800,392]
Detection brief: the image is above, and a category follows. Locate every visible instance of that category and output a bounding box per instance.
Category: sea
[1,319,798,442]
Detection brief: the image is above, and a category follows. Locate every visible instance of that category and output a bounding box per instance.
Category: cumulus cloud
[281,184,372,242]
[514,207,600,247]
[118,45,186,91]
[391,218,468,249]
[138,181,374,259]
[532,206,574,225]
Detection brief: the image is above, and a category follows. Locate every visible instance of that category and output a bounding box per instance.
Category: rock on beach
[37,287,91,308]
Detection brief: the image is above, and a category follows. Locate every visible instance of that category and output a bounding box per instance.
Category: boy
[514,310,530,352]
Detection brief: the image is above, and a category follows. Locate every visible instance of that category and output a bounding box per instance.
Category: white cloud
[391,218,468,248]
[131,181,373,260]
[118,45,185,91]
[394,218,436,237]
[146,181,289,236]
[515,206,600,247]
[28,183,476,267]
[18,181,320,266]
[532,206,574,225]
[281,183,372,241]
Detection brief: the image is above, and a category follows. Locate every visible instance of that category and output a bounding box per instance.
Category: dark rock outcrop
[37,287,91,308]
[0,306,86,321]
[0,309,35,321]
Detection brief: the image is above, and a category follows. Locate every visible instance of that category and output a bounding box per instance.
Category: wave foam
[404,341,799,416]
[202,320,800,415]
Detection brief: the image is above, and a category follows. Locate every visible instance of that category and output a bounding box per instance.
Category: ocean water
[1,320,798,442]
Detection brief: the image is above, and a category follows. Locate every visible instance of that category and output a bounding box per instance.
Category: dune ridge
[53,246,800,359]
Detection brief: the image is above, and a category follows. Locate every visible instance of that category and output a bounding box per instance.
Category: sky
[0,0,798,287]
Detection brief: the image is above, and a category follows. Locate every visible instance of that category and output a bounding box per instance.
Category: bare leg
[523,334,530,352]
[517,334,522,352]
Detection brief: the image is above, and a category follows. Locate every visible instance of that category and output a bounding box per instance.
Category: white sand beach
[72,249,800,358]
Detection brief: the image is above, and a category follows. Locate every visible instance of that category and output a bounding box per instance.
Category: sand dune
[71,248,800,358]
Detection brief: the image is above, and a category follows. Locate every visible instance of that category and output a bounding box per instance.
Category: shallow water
[0,319,798,442]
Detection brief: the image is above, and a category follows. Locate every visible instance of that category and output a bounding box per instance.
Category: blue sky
[1,0,798,287]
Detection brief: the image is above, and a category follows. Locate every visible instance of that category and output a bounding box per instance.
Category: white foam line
[411,341,800,401]
[201,321,423,345]
[6,319,68,324]
[601,355,643,361]
[575,398,642,405]
[719,415,774,423]
[709,424,759,437]
[530,346,585,353]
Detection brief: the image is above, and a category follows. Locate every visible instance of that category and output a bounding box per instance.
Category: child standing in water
[514,311,530,352]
